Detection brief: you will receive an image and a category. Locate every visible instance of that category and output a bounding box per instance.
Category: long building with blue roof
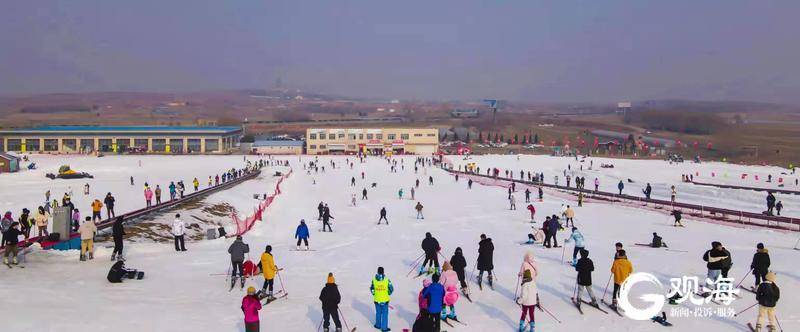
[0,125,242,154]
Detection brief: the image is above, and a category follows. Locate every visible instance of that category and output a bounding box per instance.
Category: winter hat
[10,221,19,228]
[757,243,764,250]
[711,241,722,248]
[247,286,256,295]
[765,271,776,282]
[442,261,452,271]
[425,232,432,238]
[423,279,432,288]
[580,249,589,258]
[653,232,657,236]
[377,266,384,275]
[265,245,272,253]
[455,247,462,255]
[615,242,623,248]
[327,273,335,284]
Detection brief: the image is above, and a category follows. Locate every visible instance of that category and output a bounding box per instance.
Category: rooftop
[0,126,242,134]
[252,140,305,147]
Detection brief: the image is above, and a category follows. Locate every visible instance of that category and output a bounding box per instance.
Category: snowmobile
[46,165,94,180]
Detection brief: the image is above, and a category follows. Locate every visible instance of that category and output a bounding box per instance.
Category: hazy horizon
[2,1,799,104]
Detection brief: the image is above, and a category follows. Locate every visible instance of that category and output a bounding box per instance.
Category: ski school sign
[619,272,739,321]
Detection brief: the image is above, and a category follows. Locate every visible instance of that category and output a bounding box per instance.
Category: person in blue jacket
[295,219,310,250]
[564,226,585,265]
[617,180,624,195]
[370,266,394,332]
[422,273,445,331]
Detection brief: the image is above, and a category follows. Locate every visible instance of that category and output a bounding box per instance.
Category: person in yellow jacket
[564,205,576,227]
[259,245,280,300]
[610,249,633,308]
[78,216,97,261]
[193,178,200,192]
[370,266,393,332]
[91,199,103,221]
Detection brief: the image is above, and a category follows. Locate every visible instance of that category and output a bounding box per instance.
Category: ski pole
[317,319,323,332]
[538,302,562,324]
[776,314,784,332]
[470,259,478,284]
[793,236,800,250]
[339,308,351,332]
[406,255,425,277]
[601,274,613,302]
[560,245,566,265]
[734,269,753,290]
[734,302,759,317]
[277,270,287,295]
[514,274,521,299]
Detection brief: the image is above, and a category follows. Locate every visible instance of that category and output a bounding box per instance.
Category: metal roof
[0,126,242,134]
[252,140,304,147]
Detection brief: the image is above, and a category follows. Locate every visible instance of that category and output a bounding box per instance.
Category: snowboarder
[564,227,585,264]
[295,220,310,250]
[610,249,632,308]
[516,269,538,332]
[702,242,729,289]
[259,245,279,299]
[378,207,388,225]
[750,243,770,288]
[228,235,250,289]
[319,273,342,332]
[477,234,495,287]
[242,287,263,332]
[79,217,97,261]
[370,266,393,332]
[419,232,441,275]
[415,202,425,219]
[575,249,598,306]
[755,272,780,332]
[172,214,187,251]
[111,216,126,261]
[450,247,468,294]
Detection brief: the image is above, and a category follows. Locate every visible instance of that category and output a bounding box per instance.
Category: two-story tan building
[306,128,438,155]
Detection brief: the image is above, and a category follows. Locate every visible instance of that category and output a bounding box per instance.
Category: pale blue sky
[2,1,799,103]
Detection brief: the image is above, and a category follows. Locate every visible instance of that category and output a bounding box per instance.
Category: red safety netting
[231,169,292,236]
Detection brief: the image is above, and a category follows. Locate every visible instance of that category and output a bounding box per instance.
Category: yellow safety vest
[372,277,390,303]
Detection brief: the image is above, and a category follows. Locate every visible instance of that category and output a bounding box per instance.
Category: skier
[755,272,780,332]
[594,178,599,191]
[362,188,368,200]
[295,219,310,250]
[538,187,543,201]
[111,216,126,261]
[411,187,416,200]
[144,185,153,208]
[415,202,425,219]
[468,179,473,189]
[450,247,468,295]
[526,204,536,222]
[172,214,187,252]
[130,176,134,186]
[378,207,388,225]
[241,287,263,332]
[610,249,632,308]
[155,185,162,204]
[322,206,334,232]
[670,185,677,203]
[169,182,177,200]
[524,188,531,203]
[509,194,517,210]
[564,227,585,264]
[516,269,537,332]
[351,177,356,187]
[91,199,103,221]
[575,249,598,306]
[439,261,460,321]
[318,202,325,220]
[428,176,433,185]
[750,243,770,289]
[422,273,445,331]
[577,192,585,207]
[399,188,404,199]
[228,235,250,289]
[319,272,342,332]
[18,208,31,240]
[103,192,116,218]
[617,181,624,195]
[351,194,357,207]
[2,222,22,265]
[702,242,729,289]
[671,209,684,227]
[79,217,97,261]
[416,279,432,322]
[419,232,441,275]
[259,245,279,300]
[518,251,538,280]
[370,266,394,332]
[564,205,575,227]
[477,234,495,288]
[643,183,652,199]
[766,192,776,215]
[543,216,561,248]
[651,232,666,248]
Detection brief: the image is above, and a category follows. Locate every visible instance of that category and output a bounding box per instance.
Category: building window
[62,139,77,152]
[134,139,149,150]
[187,139,201,153]
[205,139,219,152]
[98,139,113,152]
[387,134,396,140]
[169,139,184,153]
[320,145,327,149]
[310,145,317,149]
[427,133,436,137]
[348,145,356,149]
[401,134,409,140]
[43,139,58,151]
[367,134,373,139]
[414,133,422,137]
[0,138,3,152]
[358,134,364,139]
[338,134,345,139]
[348,134,356,140]
[80,139,94,152]
[25,139,40,152]
[309,134,317,140]
[6,139,21,151]
[152,139,167,152]
[376,134,383,139]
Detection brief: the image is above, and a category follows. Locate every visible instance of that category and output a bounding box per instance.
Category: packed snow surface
[0,154,798,332]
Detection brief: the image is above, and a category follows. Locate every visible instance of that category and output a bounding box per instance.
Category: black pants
[422,253,439,269]
[455,269,467,288]
[754,270,767,286]
[262,278,274,292]
[156,196,161,204]
[323,221,332,232]
[107,207,115,218]
[296,238,308,246]
[174,235,186,251]
[721,267,730,278]
[613,284,621,300]
[566,217,574,227]
[92,211,102,221]
[544,234,557,247]
[429,312,441,332]
[112,238,124,257]
[378,215,388,224]
[231,261,244,278]
[322,308,342,329]
[146,200,152,208]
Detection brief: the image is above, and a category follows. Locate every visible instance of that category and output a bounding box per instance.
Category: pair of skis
[633,243,688,253]
[5,263,24,269]
[570,298,608,315]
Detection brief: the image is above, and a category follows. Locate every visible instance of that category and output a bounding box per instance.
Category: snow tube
[243,260,256,277]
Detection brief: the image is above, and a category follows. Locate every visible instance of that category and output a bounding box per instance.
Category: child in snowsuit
[242,287,262,332]
[439,261,460,320]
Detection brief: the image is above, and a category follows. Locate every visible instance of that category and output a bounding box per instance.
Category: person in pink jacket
[439,261,461,320]
[144,185,153,208]
[519,251,539,278]
[242,286,262,332]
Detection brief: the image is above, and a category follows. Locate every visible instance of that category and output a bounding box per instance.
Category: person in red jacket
[242,287,262,332]
[526,204,536,222]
